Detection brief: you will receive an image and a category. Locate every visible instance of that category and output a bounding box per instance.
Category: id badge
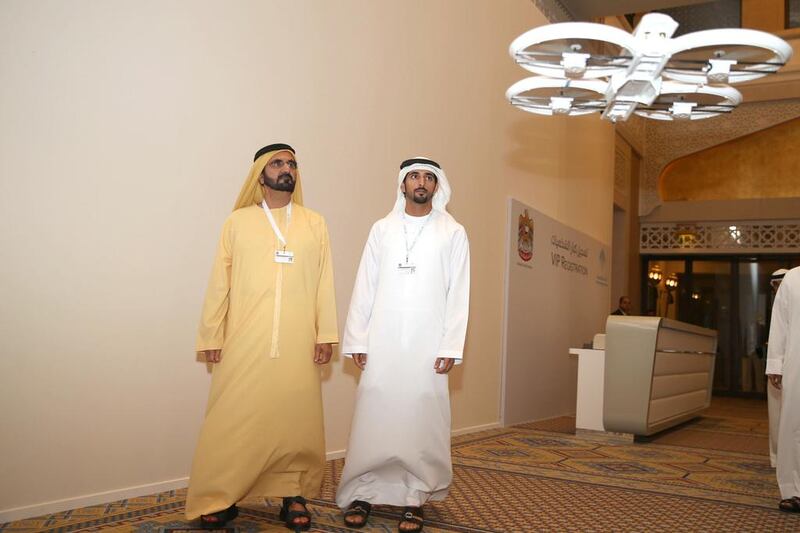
[397,262,416,274]
[274,250,294,264]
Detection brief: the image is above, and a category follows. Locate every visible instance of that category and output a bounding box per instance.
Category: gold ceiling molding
[659,117,800,201]
[639,99,800,215]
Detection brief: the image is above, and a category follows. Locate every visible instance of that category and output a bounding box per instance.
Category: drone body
[506,13,793,122]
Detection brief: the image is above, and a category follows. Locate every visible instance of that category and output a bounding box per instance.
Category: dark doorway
[641,255,800,396]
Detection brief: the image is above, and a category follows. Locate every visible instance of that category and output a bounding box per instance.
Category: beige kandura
[185,147,338,519]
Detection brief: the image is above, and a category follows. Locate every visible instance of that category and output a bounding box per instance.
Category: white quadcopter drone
[506,13,793,122]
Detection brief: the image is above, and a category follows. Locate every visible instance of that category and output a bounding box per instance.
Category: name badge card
[275,250,294,264]
[397,261,416,274]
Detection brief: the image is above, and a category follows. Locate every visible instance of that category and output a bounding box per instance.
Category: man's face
[260,150,297,193]
[401,169,438,205]
[620,297,632,313]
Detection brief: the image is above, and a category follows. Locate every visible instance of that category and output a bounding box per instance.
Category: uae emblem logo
[518,209,534,262]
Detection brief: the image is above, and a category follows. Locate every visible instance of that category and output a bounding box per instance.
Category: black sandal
[279,496,312,531]
[779,496,800,513]
[398,506,424,532]
[199,504,238,529]
[343,500,372,528]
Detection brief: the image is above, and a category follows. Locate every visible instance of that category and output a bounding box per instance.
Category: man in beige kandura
[186,143,338,531]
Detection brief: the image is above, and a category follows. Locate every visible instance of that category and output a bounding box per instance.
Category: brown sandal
[779,496,800,513]
[343,500,372,528]
[398,506,423,532]
[200,504,238,529]
[279,496,311,531]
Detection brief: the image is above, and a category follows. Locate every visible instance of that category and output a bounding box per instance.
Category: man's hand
[434,357,456,374]
[352,353,367,370]
[202,349,222,363]
[314,343,333,365]
[768,374,783,390]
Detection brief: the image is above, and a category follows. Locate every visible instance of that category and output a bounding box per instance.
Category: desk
[604,316,716,436]
[569,348,606,432]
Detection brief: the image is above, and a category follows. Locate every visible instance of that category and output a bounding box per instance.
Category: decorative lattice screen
[640,221,800,254]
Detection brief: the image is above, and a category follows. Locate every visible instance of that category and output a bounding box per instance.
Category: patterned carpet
[518,412,771,456]
[3,399,798,532]
[645,416,770,455]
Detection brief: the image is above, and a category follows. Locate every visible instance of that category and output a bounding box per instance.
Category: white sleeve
[341,223,381,356]
[766,282,789,375]
[437,226,470,362]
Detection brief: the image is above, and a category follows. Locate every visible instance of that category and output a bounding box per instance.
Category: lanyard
[402,213,430,263]
[261,200,292,249]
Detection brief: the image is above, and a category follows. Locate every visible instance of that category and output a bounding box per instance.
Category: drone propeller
[665,29,793,84]
[633,82,742,121]
[505,77,608,116]
[509,22,635,79]
[507,13,793,122]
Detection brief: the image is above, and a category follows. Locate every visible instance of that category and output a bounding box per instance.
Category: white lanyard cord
[402,213,430,263]
[261,200,292,249]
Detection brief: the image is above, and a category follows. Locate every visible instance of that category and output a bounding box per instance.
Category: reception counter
[603,316,717,436]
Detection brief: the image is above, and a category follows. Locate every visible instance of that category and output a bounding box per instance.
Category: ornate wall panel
[531,0,573,22]
[657,0,740,35]
[614,141,630,206]
[615,115,645,156]
[640,220,800,254]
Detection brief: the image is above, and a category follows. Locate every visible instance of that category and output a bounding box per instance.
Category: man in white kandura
[336,157,470,532]
[768,268,788,469]
[766,266,800,512]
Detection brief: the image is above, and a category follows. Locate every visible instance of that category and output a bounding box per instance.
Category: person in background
[766,267,800,512]
[611,295,632,316]
[767,268,788,468]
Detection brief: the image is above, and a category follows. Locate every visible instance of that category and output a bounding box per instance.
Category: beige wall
[0,0,614,518]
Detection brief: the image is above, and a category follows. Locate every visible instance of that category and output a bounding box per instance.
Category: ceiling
[555,0,715,20]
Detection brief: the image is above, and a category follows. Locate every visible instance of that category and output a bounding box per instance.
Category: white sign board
[502,198,611,425]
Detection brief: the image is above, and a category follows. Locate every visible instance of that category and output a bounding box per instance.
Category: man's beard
[264,172,296,192]
[409,188,431,204]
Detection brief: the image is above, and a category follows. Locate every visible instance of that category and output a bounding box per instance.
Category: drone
[506,13,793,122]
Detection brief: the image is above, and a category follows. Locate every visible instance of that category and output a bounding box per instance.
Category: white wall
[0,0,614,519]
